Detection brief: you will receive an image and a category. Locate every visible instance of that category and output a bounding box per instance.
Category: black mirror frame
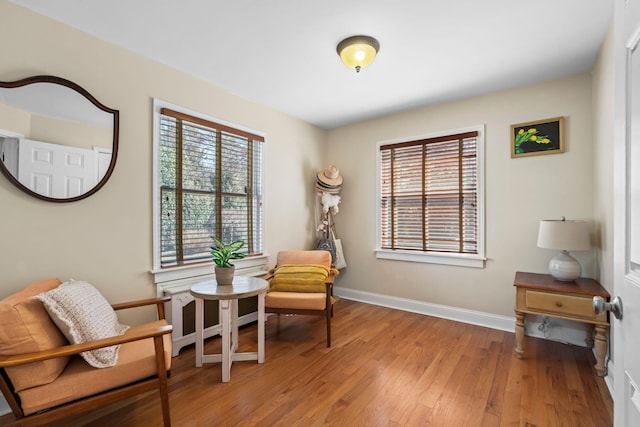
[0,75,119,203]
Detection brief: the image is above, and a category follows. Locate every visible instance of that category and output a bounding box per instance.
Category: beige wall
[0,101,30,136]
[0,2,327,318]
[0,106,111,149]
[30,114,112,150]
[0,0,606,323]
[592,22,615,293]
[326,74,596,317]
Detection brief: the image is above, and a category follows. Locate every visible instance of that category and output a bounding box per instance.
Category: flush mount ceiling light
[336,35,380,73]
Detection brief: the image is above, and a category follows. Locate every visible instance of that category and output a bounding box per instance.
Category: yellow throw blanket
[269,264,330,293]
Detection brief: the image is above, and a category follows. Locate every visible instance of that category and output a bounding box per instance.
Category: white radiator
[158,266,268,357]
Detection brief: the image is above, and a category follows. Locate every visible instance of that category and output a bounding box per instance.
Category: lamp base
[548,250,581,281]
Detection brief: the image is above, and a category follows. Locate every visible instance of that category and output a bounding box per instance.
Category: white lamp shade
[537,220,590,251]
[537,219,590,281]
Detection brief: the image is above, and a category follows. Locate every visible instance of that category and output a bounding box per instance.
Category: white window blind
[379,131,479,255]
[159,108,263,268]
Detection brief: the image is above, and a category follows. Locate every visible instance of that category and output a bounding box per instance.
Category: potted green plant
[210,238,245,285]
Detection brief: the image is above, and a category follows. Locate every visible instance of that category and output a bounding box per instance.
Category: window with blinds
[159,108,263,268]
[379,130,480,257]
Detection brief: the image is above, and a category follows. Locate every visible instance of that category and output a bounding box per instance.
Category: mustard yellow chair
[264,250,336,347]
[0,279,173,426]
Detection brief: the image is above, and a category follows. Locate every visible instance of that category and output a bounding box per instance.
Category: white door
[18,138,96,198]
[613,0,640,425]
[94,147,112,182]
[0,136,19,176]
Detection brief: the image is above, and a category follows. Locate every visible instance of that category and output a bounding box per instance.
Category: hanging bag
[315,238,336,264]
[331,228,347,270]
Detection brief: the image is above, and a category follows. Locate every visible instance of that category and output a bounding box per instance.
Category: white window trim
[374,125,486,268]
[151,255,270,287]
[151,99,268,285]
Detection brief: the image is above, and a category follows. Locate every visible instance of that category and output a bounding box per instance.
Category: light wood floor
[3,299,613,426]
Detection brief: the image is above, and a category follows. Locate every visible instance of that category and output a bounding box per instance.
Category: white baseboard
[333,287,514,332]
[334,287,595,349]
[604,359,614,396]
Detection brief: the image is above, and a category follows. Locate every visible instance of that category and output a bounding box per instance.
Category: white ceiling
[10,0,613,129]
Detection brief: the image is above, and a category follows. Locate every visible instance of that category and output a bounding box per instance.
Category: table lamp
[537,217,590,281]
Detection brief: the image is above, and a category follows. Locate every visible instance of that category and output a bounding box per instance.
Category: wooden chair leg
[153,336,171,427]
[326,309,331,347]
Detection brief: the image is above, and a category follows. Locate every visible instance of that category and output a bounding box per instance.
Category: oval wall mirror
[0,75,119,202]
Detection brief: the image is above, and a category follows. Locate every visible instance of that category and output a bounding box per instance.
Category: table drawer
[525,290,600,320]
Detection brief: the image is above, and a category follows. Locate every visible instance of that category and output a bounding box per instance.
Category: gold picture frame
[511,117,564,158]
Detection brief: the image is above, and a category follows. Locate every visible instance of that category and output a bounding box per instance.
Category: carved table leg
[594,325,608,377]
[585,323,595,348]
[514,311,525,359]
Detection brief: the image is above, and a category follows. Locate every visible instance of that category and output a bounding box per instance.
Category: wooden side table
[513,272,610,376]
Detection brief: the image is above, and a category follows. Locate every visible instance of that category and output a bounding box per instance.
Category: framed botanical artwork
[511,117,564,158]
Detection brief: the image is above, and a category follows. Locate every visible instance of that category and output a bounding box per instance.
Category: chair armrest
[0,324,173,368]
[325,281,333,294]
[112,295,171,320]
[261,272,275,281]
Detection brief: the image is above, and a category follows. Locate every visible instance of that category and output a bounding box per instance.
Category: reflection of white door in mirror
[94,147,112,183]
[0,75,119,202]
[0,136,19,176]
[17,139,97,198]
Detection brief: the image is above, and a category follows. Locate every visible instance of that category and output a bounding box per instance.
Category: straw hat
[316,165,343,187]
[315,181,341,194]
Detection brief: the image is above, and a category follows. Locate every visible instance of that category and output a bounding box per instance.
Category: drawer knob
[555,301,563,308]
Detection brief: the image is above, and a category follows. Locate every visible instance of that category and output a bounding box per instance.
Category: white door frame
[612,0,640,425]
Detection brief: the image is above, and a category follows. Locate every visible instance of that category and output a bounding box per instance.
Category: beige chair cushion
[267,251,333,311]
[17,320,172,416]
[266,292,328,310]
[33,280,130,368]
[0,278,70,392]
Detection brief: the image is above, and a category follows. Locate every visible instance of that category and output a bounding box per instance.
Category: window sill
[151,255,270,287]
[375,249,485,268]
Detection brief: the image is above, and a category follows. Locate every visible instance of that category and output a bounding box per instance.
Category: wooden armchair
[0,279,173,427]
[264,250,336,347]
